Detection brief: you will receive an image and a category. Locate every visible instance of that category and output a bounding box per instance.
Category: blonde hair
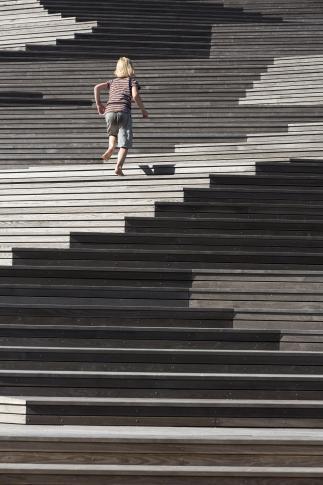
[114,57,135,78]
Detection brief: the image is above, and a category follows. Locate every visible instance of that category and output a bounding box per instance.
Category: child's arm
[132,85,148,118]
[94,82,108,115]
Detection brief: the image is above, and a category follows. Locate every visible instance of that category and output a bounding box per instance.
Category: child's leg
[101,135,117,161]
[115,147,128,176]
[114,112,132,175]
[102,112,118,160]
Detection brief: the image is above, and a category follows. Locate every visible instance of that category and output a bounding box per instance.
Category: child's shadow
[139,164,176,176]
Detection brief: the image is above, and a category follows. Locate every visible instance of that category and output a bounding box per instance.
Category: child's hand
[97,103,105,115]
[142,110,149,119]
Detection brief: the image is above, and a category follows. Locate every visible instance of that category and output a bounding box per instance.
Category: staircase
[0,0,96,50]
[1,0,323,483]
[0,160,323,481]
[1,427,323,484]
[0,0,321,165]
[224,0,323,22]
[241,55,323,105]
[1,58,323,164]
[32,0,278,59]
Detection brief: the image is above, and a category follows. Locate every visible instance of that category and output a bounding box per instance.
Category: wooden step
[0,325,280,350]
[0,369,322,399]
[0,463,322,484]
[3,396,323,428]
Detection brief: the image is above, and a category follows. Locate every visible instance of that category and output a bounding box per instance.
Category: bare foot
[115,167,124,176]
[101,147,114,161]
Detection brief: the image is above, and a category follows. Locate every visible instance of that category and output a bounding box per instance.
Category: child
[94,57,148,176]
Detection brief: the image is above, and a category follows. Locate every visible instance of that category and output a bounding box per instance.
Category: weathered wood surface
[0,0,96,50]
[1,0,323,481]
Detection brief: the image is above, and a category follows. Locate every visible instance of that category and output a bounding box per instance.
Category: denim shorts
[105,111,133,149]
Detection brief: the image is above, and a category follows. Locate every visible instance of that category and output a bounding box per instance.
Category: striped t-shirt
[104,77,140,114]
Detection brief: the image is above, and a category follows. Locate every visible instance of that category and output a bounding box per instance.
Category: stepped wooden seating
[1,0,323,483]
[1,58,323,164]
[22,0,277,59]
[0,160,322,405]
[1,115,323,265]
[0,168,213,265]
[241,56,323,105]
[0,151,321,265]
[211,23,323,57]
[224,0,323,22]
[0,58,264,160]
[0,0,96,50]
[175,121,323,159]
[0,1,320,166]
[1,426,323,484]
[1,159,323,482]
